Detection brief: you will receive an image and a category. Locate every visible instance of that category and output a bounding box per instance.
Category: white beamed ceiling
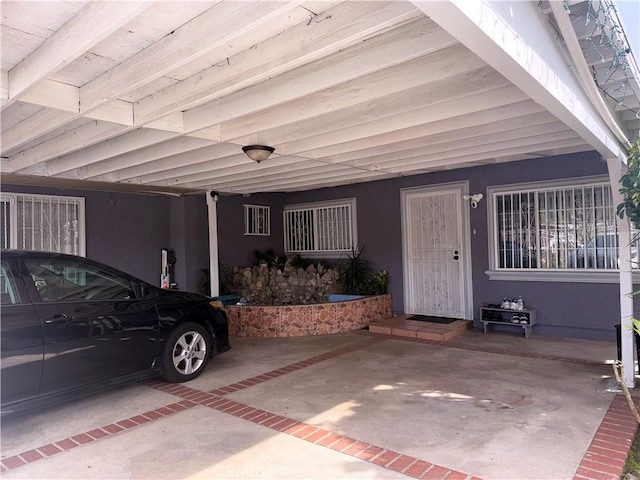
[0,0,626,195]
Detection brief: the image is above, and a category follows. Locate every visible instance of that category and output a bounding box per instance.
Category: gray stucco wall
[3,150,627,341]
[2,185,170,285]
[216,192,286,268]
[284,151,621,341]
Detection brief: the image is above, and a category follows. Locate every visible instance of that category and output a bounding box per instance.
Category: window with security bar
[283,199,356,254]
[491,179,637,271]
[244,205,270,236]
[1,193,85,255]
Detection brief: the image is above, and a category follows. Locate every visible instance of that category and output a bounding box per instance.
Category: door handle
[44,314,72,324]
[453,255,459,260]
[453,250,459,260]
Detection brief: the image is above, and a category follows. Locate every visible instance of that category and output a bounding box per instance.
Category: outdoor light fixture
[242,145,275,163]
[463,193,484,209]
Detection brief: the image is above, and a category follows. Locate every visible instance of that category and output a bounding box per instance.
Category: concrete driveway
[0,330,636,480]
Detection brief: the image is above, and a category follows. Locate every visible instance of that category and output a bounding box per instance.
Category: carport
[1,0,639,387]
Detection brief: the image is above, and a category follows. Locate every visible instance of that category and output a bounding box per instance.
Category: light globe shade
[242,145,275,163]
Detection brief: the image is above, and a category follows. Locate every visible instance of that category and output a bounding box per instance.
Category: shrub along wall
[230,260,342,305]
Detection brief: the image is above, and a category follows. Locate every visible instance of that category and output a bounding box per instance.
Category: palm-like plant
[341,246,373,295]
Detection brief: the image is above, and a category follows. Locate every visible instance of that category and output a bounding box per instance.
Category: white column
[205,190,220,297]
[607,157,635,388]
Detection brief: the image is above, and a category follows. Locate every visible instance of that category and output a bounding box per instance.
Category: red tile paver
[71,433,93,445]
[405,459,433,478]
[2,456,26,469]
[372,450,401,467]
[19,449,43,463]
[423,465,451,479]
[387,454,416,473]
[55,438,79,450]
[37,444,63,456]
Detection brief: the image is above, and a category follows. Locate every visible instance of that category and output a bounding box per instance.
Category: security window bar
[0,198,12,250]
[284,201,354,253]
[0,193,85,255]
[494,182,634,270]
[244,205,270,236]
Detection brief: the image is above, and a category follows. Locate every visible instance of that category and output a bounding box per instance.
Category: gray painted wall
[3,151,627,341]
[2,185,170,285]
[283,151,621,341]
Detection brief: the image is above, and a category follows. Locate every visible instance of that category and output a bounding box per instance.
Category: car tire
[162,322,211,382]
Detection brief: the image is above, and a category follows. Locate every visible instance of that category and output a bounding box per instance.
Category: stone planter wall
[226,294,393,337]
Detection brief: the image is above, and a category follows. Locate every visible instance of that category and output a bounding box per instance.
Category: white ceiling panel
[1,0,636,196]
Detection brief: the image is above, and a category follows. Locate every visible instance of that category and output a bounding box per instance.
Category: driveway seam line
[372,332,605,366]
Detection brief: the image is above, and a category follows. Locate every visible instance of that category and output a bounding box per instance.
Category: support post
[205,190,220,298]
[607,156,635,388]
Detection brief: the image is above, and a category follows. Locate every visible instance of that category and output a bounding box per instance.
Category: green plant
[289,254,312,269]
[252,249,285,269]
[199,261,233,296]
[617,139,640,228]
[340,246,374,295]
[370,269,390,294]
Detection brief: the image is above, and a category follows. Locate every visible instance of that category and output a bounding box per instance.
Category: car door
[21,256,160,396]
[0,258,44,407]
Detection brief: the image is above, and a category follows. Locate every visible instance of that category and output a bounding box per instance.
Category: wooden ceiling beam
[297,104,549,159]
[134,1,422,124]
[78,136,217,180]
[79,1,303,112]
[102,143,243,183]
[273,84,530,155]
[219,43,483,142]
[3,1,151,109]
[319,114,562,164]
[8,121,128,173]
[384,136,586,173]
[185,17,457,134]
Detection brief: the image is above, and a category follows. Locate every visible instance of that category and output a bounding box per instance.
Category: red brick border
[573,394,639,480]
[0,400,196,473]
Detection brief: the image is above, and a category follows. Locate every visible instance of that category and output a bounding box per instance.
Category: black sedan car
[1,250,230,415]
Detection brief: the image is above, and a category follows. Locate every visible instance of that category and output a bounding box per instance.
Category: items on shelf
[500,296,525,310]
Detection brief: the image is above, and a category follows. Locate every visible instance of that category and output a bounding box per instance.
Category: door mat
[407,315,458,324]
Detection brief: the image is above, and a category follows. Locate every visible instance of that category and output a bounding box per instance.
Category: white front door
[402,183,471,319]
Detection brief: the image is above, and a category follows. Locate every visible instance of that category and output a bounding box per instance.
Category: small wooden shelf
[480,307,536,338]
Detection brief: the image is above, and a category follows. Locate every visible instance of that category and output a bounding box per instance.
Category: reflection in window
[493,181,637,271]
[0,264,20,305]
[25,260,133,302]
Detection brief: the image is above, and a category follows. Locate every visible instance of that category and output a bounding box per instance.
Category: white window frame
[283,198,357,257]
[1,193,86,256]
[486,175,635,283]
[244,204,270,236]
